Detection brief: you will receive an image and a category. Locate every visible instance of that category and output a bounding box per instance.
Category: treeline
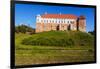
[88,31,95,35]
[15,24,35,34]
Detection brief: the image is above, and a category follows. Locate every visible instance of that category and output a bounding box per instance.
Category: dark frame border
[11,1,97,69]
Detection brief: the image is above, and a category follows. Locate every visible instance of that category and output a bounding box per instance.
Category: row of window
[37,25,76,30]
[37,19,74,24]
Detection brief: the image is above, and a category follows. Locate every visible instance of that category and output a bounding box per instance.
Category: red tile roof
[41,14,77,19]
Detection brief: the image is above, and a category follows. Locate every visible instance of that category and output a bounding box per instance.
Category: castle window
[61,21,63,23]
[56,19,58,23]
[52,20,54,23]
[70,21,74,23]
[44,20,45,23]
[50,20,51,23]
[70,21,72,23]
[56,21,57,23]
[68,21,69,24]
[59,21,60,23]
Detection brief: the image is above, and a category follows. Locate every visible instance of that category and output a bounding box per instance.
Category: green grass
[15,31,95,66]
[21,31,94,46]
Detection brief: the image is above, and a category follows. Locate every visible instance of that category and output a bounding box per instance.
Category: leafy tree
[15,24,35,34]
[88,30,95,35]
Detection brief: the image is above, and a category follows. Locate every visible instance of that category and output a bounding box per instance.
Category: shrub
[88,49,94,53]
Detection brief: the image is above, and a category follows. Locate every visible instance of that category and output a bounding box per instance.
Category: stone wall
[78,19,86,32]
[36,16,86,33]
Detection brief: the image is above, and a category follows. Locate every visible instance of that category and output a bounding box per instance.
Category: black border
[11,1,97,69]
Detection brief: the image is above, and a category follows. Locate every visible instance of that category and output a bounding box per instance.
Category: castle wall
[71,21,77,31]
[44,23,52,31]
[51,23,58,30]
[59,23,68,31]
[36,14,86,33]
[36,23,44,33]
[78,19,86,32]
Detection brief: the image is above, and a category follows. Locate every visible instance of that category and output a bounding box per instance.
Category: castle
[36,13,86,33]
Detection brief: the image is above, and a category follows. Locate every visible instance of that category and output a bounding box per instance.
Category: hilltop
[21,31,94,47]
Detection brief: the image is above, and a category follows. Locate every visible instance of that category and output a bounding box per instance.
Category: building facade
[36,13,86,33]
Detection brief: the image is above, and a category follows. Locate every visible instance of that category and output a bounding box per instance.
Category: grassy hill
[21,31,94,47]
[15,31,95,66]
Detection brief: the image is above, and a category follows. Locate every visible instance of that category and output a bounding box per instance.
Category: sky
[15,3,95,32]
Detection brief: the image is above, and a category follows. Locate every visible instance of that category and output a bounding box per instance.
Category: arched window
[70,21,72,23]
[62,20,63,23]
[56,25,59,30]
[52,20,54,23]
[50,20,51,23]
[56,21,57,23]
[44,20,45,23]
[68,21,69,24]
[70,21,74,23]
[59,21,60,23]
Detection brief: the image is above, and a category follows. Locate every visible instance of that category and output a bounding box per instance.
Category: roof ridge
[41,14,77,19]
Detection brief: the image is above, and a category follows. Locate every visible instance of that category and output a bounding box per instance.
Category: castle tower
[36,14,44,33]
[78,15,86,32]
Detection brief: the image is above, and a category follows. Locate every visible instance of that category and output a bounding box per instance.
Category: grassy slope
[22,31,94,46]
[15,31,95,66]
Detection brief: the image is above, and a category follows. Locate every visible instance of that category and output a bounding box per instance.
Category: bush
[88,49,94,53]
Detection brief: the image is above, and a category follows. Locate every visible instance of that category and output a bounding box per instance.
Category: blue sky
[15,4,95,32]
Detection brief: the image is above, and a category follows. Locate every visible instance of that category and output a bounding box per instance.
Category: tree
[88,30,95,35]
[15,24,35,34]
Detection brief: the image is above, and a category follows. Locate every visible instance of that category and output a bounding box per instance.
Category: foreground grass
[15,32,95,66]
